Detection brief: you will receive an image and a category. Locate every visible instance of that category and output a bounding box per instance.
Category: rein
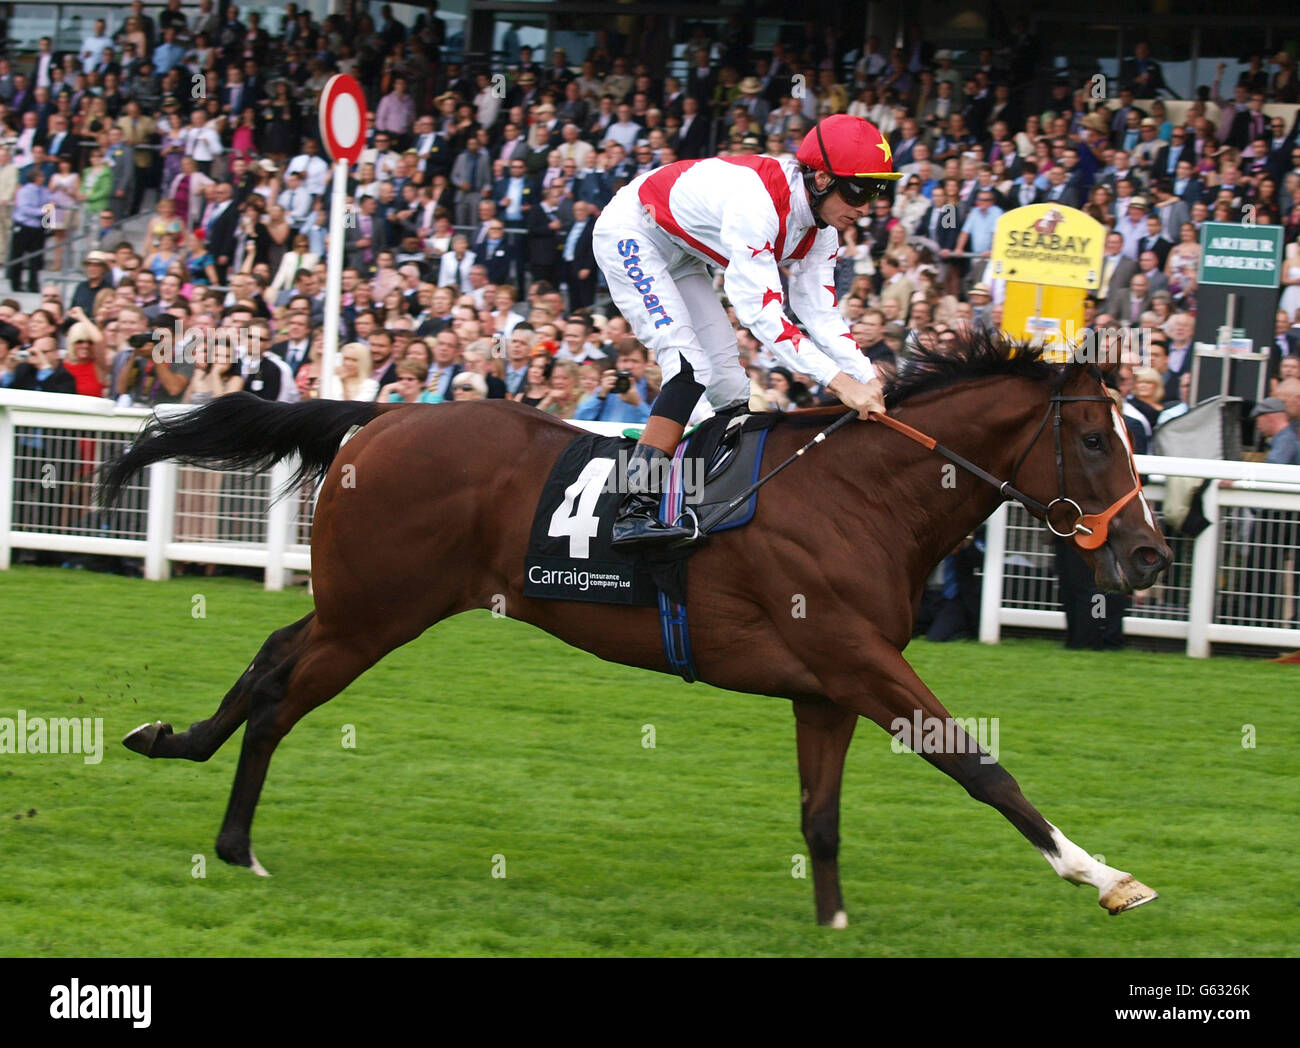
[692,383,1144,551]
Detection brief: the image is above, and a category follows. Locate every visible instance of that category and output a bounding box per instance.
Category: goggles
[833,176,891,207]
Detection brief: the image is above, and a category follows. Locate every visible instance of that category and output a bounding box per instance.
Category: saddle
[524,411,779,607]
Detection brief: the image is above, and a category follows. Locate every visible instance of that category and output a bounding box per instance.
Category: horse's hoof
[248,852,271,878]
[830,910,849,930]
[1100,875,1158,915]
[122,721,173,757]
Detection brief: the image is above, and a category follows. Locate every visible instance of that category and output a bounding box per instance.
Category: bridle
[870,369,1144,551]
[691,368,1146,547]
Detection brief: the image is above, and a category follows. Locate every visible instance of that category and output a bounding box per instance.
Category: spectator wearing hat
[1115,195,1149,258]
[1131,117,1166,172]
[736,76,770,126]
[72,251,115,315]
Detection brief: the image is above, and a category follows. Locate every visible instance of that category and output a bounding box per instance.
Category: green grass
[0,567,1295,957]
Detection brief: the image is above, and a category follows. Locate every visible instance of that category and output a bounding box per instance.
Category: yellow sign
[990,204,1105,290]
[1002,282,1087,351]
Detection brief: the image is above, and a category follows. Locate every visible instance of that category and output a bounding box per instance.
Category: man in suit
[31,37,58,91]
[345,194,388,273]
[450,135,490,227]
[919,185,961,256]
[1150,179,1190,240]
[526,186,565,288]
[205,181,238,283]
[271,311,313,376]
[878,254,914,322]
[1114,271,1153,325]
[1153,127,1195,182]
[1041,164,1079,207]
[424,329,464,401]
[492,156,536,227]
[1227,93,1270,151]
[674,96,709,160]
[1122,41,1171,97]
[1168,159,1203,209]
[104,125,135,219]
[477,217,522,289]
[41,114,75,162]
[1108,88,1145,147]
[562,199,597,309]
[1137,216,1173,270]
[1098,232,1139,315]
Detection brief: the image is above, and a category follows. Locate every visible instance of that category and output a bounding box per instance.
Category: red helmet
[797,114,901,179]
[797,115,901,215]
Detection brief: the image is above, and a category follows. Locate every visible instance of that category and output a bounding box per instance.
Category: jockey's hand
[827,372,886,418]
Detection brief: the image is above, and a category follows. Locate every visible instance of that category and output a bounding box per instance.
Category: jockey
[593,114,901,551]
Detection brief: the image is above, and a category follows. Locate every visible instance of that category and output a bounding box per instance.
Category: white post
[320,157,348,402]
[0,408,13,570]
[144,460,177,581]
[265,458,294,592]
[1186,481,1220,658]
[979,502,1009,644]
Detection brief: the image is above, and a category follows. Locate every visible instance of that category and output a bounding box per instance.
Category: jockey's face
[811,171,873,231]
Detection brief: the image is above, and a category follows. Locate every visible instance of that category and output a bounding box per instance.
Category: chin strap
[802,168,830,229]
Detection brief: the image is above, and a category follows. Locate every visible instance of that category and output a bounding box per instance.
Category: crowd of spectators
[0,6,1297,591]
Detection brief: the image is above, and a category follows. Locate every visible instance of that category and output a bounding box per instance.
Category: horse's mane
[884,330,1062,408]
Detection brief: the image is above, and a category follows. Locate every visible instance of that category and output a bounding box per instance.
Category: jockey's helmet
[797,115,902,224]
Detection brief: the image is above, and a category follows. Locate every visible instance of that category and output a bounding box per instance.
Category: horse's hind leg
[123,613,314,762]
[792,699,857,928]
[213,618,388,875]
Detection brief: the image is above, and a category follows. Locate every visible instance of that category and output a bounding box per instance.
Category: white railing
[4,390,1300,654]
[979,455,1300,657]
[0,390,313,590]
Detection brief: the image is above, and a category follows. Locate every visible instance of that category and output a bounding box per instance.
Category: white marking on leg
[831,910,849,930]
[248,852,271,878]
[1039,824,1126,895]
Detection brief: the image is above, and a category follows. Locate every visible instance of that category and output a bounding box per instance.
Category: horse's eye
[1083,433,1105,452]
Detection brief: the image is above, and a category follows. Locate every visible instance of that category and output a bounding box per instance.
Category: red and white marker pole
[318,75,366,401]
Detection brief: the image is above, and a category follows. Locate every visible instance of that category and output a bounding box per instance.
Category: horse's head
[1017,357,1172,592]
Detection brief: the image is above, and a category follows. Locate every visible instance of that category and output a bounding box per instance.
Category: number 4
[549,457,616,559]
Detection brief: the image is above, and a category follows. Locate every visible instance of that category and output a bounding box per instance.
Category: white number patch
[548,457,616,559]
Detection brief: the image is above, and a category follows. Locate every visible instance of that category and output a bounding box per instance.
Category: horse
[101,333,1172,927]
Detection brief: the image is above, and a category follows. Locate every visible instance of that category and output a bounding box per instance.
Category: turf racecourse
[0,567,1294,957]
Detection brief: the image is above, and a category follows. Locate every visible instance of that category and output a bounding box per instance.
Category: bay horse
[103,334,1172,927]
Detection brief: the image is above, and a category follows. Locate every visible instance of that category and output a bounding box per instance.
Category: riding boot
[610,444,694,552]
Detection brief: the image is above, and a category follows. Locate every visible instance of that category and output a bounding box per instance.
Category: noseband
[1004,392,1143,550]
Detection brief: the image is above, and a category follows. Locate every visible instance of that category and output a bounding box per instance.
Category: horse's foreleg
[792,699,857,928]
[124,613,315,762]
[823,649,1157,915]
[214,622,378,876]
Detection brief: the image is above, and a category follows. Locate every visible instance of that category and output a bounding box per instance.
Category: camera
[613,370,632,394]
[15,349,30,361]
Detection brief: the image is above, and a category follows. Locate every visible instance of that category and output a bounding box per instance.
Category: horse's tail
[99,393,399,506]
